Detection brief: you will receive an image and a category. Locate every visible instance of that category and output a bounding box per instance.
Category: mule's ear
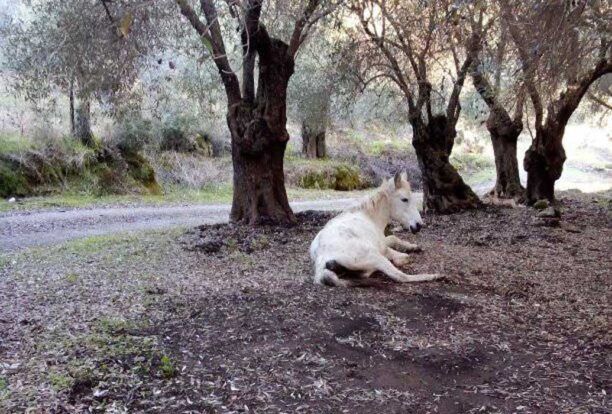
[394,171,402,189]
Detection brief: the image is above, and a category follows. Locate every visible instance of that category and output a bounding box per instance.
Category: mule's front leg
[385,235,422,253]
[385,248,411,267]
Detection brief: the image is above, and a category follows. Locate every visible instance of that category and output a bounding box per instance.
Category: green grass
[0,185,368,213]
[0,134,34,154]
[367,139,412,156]
[0,376,7,397]
[57,233,145,255]
[48,372,73,391]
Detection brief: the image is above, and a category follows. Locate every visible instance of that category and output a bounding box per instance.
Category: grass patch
[0,376,8,399]
[56,233,142,256]
[0,134,34,154]
[159,355,177,379]
[65,273,79,284]
[450,152,494,173]
[367,140,412,156]
[34,316,168,407]
[0,255,10,271]
[0,184,367,213]
[48,372,73,391]
[286,158,369,191]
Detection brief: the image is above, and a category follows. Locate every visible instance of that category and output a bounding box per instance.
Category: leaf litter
[0,192,610,413]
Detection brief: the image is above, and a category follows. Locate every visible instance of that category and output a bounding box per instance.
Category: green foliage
[0,133,161,198]
[159,115,213,155]
[450,152,494,173]
[48,372,73,391]
[159,355,177,379]
[0,376,8,397]
[65,273,79,284]
[294,162,366,191]
[112,116,155,154]
[333,165,363,191]
[299,170,331,190]
[0,161,29,197]
[0,134,34,154]
[367,140,412,156]
[122,151,162,195]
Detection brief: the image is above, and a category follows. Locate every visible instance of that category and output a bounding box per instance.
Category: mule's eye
[401,197,409,203]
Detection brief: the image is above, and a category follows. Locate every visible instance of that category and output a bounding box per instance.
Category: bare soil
[0,193,610,413]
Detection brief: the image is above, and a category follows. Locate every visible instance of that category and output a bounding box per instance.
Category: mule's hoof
[405,244,422,253]
[399,244,422,253]
[392,258,411,267]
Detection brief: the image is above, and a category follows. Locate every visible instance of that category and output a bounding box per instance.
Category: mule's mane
[348,184,391,214]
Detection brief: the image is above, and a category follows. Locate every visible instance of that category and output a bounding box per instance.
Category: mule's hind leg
[369,254,441,283]
[385,235,421,253]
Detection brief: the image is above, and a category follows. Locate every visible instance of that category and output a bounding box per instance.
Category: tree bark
[75,97,94,147]
[524,124,566,204]
[227,38,295,225]
[69,79,75,136]
[411,115,480,213]
[487,109,525,199]
[470,50,525,200]
[301,122,326,159]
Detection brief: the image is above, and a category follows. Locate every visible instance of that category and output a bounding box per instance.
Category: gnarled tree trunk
[301,122,326,159]
[411,115,480,213]
[470,51,525,200]
[524,124,566,204]
[227,39,295,225]
[75,97,94,147]
[487,109,525,199]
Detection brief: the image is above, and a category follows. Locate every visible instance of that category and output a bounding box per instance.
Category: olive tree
[351,0,481,213]
[501,0,611,204]
[465,4,526,200]
[175,0,339,224]
[3,0,162,145]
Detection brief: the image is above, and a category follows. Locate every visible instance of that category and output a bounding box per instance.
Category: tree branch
[354,3,415,112]
[289,0,321,57]
[175,0,241,105]
[587,91,612,111]
[241,0,262,103]
[99,0,114,23]
[551,58,612,125]
[501,1,544,129]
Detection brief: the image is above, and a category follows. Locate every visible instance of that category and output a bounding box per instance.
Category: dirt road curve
[0,198,368,251]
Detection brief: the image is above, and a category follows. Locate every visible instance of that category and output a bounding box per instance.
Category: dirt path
[0,197,375,251]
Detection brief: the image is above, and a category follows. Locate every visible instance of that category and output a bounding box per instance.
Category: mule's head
[388,171,423,234]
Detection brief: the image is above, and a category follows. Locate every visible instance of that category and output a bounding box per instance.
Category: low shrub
[450,152,494,174]
[347,148,423,190]
[0,133,161,198]
[0,160,30,197]
[151,151,231,190]
[111,116,155,154]
[287,161,368,191]
[159,115,214,156]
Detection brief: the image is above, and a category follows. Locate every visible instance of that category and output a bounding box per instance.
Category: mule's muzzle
[409,223,422,234]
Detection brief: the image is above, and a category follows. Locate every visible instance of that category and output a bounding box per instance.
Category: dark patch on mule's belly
[325,260,366,279]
